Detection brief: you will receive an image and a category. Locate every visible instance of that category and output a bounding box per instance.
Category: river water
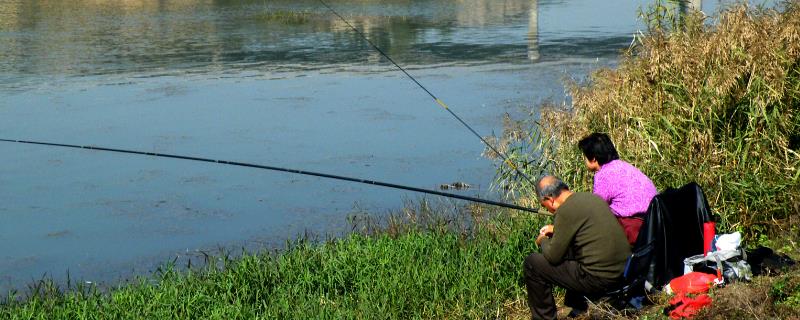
[0,0,754,293]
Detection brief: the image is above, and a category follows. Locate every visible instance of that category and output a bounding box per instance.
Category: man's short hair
[535,176,569,200]
[578,132,620,165]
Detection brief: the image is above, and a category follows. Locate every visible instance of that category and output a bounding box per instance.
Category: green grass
[4,200,783,320]
[0,204,548,319]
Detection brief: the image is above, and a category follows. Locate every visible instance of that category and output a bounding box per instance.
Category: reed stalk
[493,1,800,240]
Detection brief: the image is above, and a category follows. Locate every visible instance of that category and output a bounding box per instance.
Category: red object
[669,272,718,295]
[703,221,715,256]
[667,272,718,319]
[668,293,713,319]
[617,216,644,246]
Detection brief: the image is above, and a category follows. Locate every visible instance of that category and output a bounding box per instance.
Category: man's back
[540,192,631,279]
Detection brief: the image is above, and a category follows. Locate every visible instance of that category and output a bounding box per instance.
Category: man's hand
[539,225,554,237]
[536,224,554,245]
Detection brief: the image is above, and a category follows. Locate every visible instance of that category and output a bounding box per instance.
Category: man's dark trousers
[523,253,622,320]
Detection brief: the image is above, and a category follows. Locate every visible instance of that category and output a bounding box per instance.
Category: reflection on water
[0,0,773,294]
[682,0,703,13]
[0,0,649,92]
[528,0,539,61]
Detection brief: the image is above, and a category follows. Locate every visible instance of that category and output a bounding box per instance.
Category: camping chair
[637,182,713,288]
[593,238,656,310]
[588,182,714,310]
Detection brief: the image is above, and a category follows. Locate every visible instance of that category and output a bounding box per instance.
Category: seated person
[524,176,630,319]
[578,133,658,245]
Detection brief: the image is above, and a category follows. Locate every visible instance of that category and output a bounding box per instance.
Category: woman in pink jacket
[578,133,657,245]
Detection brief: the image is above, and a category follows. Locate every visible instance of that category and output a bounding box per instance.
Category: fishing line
[3,4,548,217]
[317,0,537,188]
[0,138,548,215]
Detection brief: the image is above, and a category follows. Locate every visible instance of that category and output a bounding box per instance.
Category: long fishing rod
[0,138,548,215]
[317,0,537,188]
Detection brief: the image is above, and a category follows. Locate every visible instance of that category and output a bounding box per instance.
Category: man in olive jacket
[524,176,631,319]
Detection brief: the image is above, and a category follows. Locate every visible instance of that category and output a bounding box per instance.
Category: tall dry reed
[495,1,800,239]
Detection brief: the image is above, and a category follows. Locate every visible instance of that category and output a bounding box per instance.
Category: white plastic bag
[715,232,742,251]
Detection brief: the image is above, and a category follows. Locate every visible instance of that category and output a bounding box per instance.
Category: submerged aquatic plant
[252,9,312,24]
[494,2,800,239]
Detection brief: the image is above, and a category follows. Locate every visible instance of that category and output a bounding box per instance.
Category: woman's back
[593,159,657,218]
[578,132,658,245]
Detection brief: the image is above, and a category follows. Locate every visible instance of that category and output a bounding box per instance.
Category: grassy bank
[494,1,800,241]
[1,204,546,319]
[4,2,800,319]
[2,204,797,320]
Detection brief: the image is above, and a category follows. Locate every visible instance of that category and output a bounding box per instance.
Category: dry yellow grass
[496,1,800,240]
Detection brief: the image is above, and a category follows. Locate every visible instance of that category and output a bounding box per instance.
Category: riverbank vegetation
[3,2,800,319]
[492,2,800,317]
[494,1,800,242]
[1,204,545,319]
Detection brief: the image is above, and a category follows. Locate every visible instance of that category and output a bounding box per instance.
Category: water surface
[0,0,756,293]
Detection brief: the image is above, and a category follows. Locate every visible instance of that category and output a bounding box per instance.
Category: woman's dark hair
[578,132,619,165]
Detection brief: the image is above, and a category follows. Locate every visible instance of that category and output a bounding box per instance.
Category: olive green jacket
[540,192,631,279]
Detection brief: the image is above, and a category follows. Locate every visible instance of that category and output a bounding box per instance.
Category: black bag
[746,246,797,276]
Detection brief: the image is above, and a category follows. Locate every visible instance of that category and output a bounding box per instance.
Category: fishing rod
[317,0,537,188]
[0,138,548,215]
